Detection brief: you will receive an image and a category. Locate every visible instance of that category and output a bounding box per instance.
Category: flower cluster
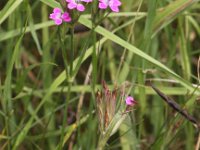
[66,0,92,12]
[99,0,121,12]
[49,8,71,25]
[49,0,122,25]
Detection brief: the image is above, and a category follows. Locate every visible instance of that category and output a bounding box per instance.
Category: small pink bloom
[125,96,137,106]
[68,2,77,9]
[49,8,71,25]
[66,0,92,12]
[62,12,72,22]
[76,4,85,11]
[99,0,121,12]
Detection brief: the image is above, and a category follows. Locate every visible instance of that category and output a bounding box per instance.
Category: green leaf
[0,0,23,24]
[39,0,61,8]
[27,4,43,55]
[153,0,199,36]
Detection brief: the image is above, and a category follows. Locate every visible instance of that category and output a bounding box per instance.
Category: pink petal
[112,0,121,6]
[125,96,136,106]
[54,18,63,25]
[110,5,119,12]
[49,12,62,24]
[53,8,62,13]
[68,2,77,9]
[99,0,106,3]
[61,12,71,22]
[81,0,92,2]
[76,4,85,11]
[99,2,108,9]
[49,13,56,19]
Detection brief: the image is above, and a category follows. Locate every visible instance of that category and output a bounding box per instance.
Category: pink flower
[66,0,92,12]
[99,0,121,12]
[62,12,72,22]
[125,96,137,106]
[49,8,71,25]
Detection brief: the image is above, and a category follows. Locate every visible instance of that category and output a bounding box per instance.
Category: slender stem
[97,134,109,150]
[59,26,69,80]
[91,0,98,93]
[92,26,97,90]
[58,25,74,149]
[58,82,72,150]
[70,26,74,77]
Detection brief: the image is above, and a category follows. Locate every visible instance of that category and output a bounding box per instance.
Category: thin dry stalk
[198,56,200,83]
[195,132,200,150]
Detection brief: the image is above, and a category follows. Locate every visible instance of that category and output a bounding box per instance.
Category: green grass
[0,0,200,149]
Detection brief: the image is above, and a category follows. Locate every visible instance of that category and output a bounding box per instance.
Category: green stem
[70,26,74,77]
[89,21,97,107]
[58,25,74,149]
[97,133,111,150]
[59,27,69,80]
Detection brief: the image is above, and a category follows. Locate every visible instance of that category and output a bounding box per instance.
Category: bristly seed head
[96,81,137,134]
[96,81,117,132]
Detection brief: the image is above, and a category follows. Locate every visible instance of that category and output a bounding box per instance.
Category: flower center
[109,0,113,6]
[103,0,109,5]
[56,13,61,19]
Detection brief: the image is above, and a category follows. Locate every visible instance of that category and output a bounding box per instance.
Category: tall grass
[0,0,200,149]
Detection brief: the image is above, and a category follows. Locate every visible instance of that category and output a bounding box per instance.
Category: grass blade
[0,0,23,24]
[78,16,199,94]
